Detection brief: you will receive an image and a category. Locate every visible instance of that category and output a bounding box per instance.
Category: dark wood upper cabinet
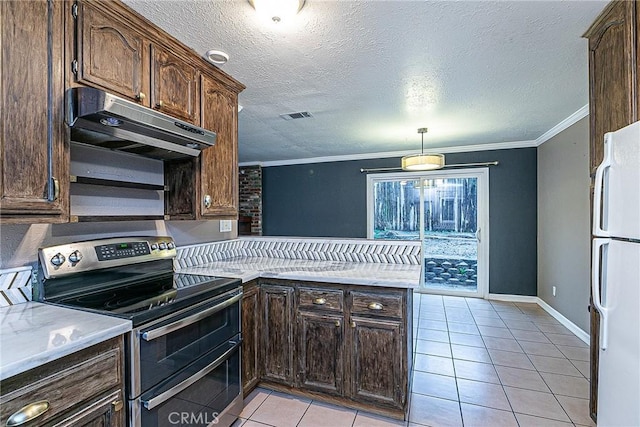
[584,1,639,422]
[261,284,295,385]
[297,311,344,396]
[0,0,68,222]
[74,1,148,104]
[584,0,638,176]
[200,74,239,217]
[242,281,261,396]
[349,317,404,409]
[151,45,199,124]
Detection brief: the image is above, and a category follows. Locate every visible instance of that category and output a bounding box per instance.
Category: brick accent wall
[239,165,262,235]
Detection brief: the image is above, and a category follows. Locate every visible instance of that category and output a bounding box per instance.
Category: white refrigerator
[592,120,640,427]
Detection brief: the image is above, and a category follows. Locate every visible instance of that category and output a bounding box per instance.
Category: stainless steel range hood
[66,87,216,160]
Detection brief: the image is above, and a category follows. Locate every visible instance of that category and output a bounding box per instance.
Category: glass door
[368,169,489,297]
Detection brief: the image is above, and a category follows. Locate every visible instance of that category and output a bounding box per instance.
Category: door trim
[366,168,489,298]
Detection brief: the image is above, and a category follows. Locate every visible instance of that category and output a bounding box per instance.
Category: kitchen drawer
[298,287,344,312]
[350,290,403,319]
[0,340,122,426]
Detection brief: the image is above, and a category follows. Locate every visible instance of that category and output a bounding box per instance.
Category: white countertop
[0,302,132,381]
[178,256,421,288]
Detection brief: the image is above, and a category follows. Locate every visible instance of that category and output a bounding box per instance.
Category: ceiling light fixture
[401,128,445,171]
[249,0,305,23]
[205,50,229,65]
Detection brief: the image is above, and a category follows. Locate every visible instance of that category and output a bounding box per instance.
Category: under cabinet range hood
[66,87,216,160]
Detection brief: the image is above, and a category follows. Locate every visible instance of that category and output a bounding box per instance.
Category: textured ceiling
[123,0,607,163]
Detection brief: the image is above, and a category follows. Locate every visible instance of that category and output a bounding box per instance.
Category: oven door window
[139,291,240,393]
[140,337,241,427]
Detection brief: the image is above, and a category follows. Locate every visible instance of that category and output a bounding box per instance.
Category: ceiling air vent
[280,111,313,120]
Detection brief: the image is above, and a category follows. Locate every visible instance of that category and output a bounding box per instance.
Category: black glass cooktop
[40,260,240,326]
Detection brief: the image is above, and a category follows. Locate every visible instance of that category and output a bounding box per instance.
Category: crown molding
[239,139,538,168]
[238,105,590,168]
[535,104,589,146]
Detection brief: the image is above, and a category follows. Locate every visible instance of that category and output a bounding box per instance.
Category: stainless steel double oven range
[36,237,242,427]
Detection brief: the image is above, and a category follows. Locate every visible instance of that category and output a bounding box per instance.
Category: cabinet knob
[203,194,212,208]
[112,400,124,412]
[351,321,356,328]
[368,302,384,311]
[156,100,164,108]
[335,320,340,327]
[7,400,50,426]
[136,92,146,101]
[313,297,326,305]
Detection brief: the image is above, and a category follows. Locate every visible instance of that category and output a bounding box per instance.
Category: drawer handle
[313,297,327,305]
[368,302,384,311]
[7,401,50,426]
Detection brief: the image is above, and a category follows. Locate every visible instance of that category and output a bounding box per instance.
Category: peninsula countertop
[0,302,132,381]
[177,256,421,288]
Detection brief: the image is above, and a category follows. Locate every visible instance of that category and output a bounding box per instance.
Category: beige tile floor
[234,294,594,427]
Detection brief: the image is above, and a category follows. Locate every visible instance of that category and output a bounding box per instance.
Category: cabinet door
[52,390,124,427]
[297,312,344,396]
[242,282,260,396]
[349,317,404,409]
[75,1,148,103]
[261,285,294,385]
[151,45,199,124]
[0,0,67,220]
[585,0,637,175]
[200,74,238,218]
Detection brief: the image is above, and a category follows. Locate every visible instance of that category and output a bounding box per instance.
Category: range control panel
[96,241,152,261]
[39,236,177,279]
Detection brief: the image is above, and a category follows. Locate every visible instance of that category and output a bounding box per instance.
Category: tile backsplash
[0,266,33,306]
[176,237,422,268]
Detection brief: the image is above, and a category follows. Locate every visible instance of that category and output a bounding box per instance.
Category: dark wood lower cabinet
[297,311,344,396]
[54,389,123,427]
[350,317,403,409]
[261,284,294,385]
[242,281,260,396]
[0,336,125,426]
[246,279,411,420]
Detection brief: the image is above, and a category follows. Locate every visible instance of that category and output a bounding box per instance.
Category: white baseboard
[488,293,538,303]
[536,298,590,345]
[486,293,590,345]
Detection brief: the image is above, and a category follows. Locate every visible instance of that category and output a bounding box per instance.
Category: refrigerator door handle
[592,238,610,350]
[593,132,613,237]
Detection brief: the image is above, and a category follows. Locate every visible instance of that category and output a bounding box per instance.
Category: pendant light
[401,128,445,171]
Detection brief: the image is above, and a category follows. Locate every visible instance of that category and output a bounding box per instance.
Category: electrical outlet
[219,220,233,233]
[552,286,556,297]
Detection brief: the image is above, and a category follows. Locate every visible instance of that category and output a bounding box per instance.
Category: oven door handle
[142,292,242,341]
[142,339,241,411]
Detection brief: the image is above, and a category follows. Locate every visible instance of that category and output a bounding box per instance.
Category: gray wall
[537,117,590,332]
[0,220,236,270]
[263,148,537,296]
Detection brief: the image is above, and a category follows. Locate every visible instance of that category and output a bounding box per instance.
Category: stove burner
[74,292,118,305]
[106,289,178,314]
